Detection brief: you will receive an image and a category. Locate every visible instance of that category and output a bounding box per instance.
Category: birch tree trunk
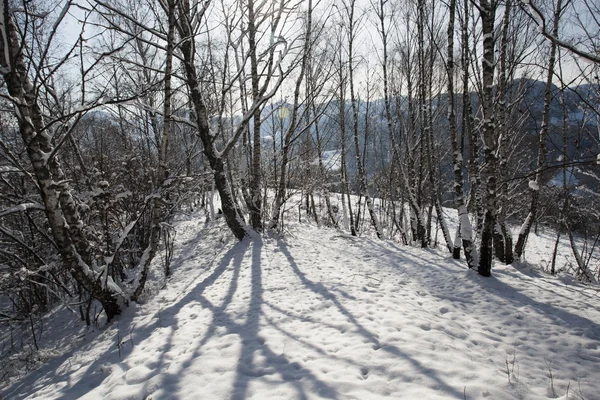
[447,0,477,267]
[269,0,313,231]
[514,0,563,258]
[335,40,356,236]
[0,1,122,320]
[477,0,499,277]
[463,0,480,223]
[493,0,514,265]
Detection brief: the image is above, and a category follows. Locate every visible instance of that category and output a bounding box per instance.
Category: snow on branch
[528,180,540,191]
[0,203,45,218]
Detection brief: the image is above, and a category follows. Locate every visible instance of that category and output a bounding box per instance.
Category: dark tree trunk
[176,0,248,241]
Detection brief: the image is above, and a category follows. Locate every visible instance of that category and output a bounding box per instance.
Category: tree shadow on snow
[190,238,339,400]
[466,270,600,341]
[364,236,600,342]
[130,237,337,399]
[4,230,245,399]
[276,239,465,399]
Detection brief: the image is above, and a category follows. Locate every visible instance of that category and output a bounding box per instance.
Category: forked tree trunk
[175,0,247,241]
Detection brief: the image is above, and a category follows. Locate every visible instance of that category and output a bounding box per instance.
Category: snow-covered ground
[2,205,600,399]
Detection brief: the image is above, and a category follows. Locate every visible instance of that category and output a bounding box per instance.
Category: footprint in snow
[419,322,431,331]
[360,367,369,378]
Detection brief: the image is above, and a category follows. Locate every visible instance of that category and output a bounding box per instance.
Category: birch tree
[339,0,383,238]
[515,0,564,259]
[0,0,124,320]
[477,0,499,277]
[447,0,477,267]
[269,0,315,231]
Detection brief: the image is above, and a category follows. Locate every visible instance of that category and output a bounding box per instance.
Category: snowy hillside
[2,210,600,400]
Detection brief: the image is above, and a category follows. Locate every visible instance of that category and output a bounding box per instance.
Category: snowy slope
[3,211,600,400]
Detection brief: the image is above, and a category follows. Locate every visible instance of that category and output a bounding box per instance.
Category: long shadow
[44,236,337,400]
[367,237,454,272]
[2,225,218,399]
[143,238,248,396]
[231,238,265,399]
[276,239,465,399]
[376,234,600,340]
[496,267,599,304]
[262,314,373,371]
[176,240,243,366]
[466,271,600,341]
[263,300,351,332]
[369,236,600,341]
[325,234,452,281]
[163,225,234,301]
[5,236,249,400]
[157,239,250,328]
[191,239,338,400]
[181,239,338,399]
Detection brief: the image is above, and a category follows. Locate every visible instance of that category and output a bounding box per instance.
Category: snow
[0,166,20,173]
[529,180,540,191]
[0,202,44,218]
[526,3,544,25]
[115,191,132,200]
[39,149,51,164]
[2,208,600,400]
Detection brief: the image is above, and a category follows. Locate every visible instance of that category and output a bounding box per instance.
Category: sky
[50,0,597,105]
